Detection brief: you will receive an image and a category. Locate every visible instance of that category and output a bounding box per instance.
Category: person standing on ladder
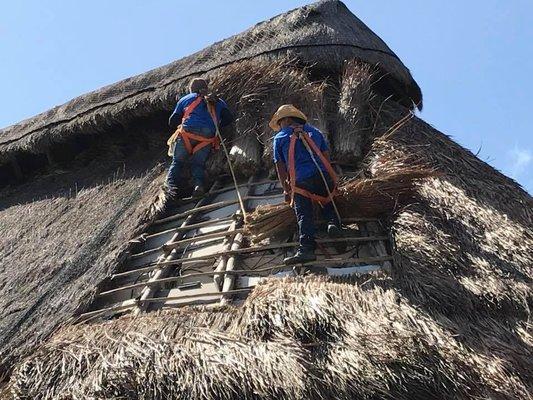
[270,104,343,265]
[166,78,234,198]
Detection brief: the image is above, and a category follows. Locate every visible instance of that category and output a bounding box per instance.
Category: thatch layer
[1,3,531,398]
[333,60,375,164]
[367,109,533,320]
[0,0,421,162]
[0,144,166,379]
[8,276,531,399]
[207,58,325,175]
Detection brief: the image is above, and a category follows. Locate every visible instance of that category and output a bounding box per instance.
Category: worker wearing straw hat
[271,104,342,265]
[166,78,234,198]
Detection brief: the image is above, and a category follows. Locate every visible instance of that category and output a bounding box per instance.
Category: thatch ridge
[0,0,421,162]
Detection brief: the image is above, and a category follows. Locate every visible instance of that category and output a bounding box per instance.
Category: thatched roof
[0,0,421,162]
[4,101,532,398]
[0,132,167,380]
[1,2,531,399]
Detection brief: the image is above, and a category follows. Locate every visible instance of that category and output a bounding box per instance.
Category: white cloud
[507,146,532,179]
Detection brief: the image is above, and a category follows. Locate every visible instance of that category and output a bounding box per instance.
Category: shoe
[284,247,317,265]
[327,223,347,253]
[192,185,205,198]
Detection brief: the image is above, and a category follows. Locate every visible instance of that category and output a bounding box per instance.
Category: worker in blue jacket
[166,78,234,198]
[271,104,342,265]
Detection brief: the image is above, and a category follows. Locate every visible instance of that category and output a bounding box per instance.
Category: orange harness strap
[179,129,220,155]
[288,126,338,206]
[183,95,203,121]
[168,95,220,155]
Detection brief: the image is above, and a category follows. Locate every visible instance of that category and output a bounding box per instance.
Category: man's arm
[168,101,185,130]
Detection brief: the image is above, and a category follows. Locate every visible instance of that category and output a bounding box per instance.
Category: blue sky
[0,1,531,192]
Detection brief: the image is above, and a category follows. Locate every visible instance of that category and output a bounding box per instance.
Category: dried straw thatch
[207,58,325,176]
[1,1,531,399]
[0,136,166,380]
[245,157,438,240]
[0,0,421,163]
[333,60,376,164]
[7,276,531,399]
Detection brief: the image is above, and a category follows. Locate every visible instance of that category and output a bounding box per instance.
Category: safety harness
[287,125,338,206]
[167,95,220,156]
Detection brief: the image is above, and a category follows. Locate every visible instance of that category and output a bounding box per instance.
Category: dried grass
[333,60,376,164]
[245,157,437,240]
[203,58,327,176]
[0,145,166,380]
[8,276,531,399]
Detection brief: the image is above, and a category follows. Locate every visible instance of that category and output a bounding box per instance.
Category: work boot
[192,185,205,198]
[327,223,347,253]
[284,246,317,265]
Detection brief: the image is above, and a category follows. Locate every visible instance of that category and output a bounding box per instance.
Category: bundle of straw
[245,163,438,241]
[245,203,295,242]
[337,166,439,217]
[333,60,375,164]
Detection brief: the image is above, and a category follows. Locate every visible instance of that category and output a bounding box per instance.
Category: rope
[207,102,247,221]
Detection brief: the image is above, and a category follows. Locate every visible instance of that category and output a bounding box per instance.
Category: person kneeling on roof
[166,78,234,198]
[271,104,342,265]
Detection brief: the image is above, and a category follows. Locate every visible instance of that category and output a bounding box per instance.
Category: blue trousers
[166,127,214,190]
[293,174,339,249]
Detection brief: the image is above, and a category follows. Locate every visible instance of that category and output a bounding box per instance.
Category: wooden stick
[129,227,244,260]
[162,228,245,251]
[153,199,240,226]
[79,287,256,322]
[209,103,248,221]
[115,236,389,279]
[109,259,214,282]
[98,255,392,297]
[143,287,254,304]
[153,194,286,226]
[171,179,280,205]
[143,217,234,240]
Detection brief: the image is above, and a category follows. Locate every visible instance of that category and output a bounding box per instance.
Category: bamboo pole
[214,176,253,290]
[213,220,238,290]
[172,179,279,205]
[98,255,393,298]
[220,232,244,306]
[132,181,222,316]
[152,193,283,226]
[129,228,243,260]
[142,217,234,240]
[114,235,389,280]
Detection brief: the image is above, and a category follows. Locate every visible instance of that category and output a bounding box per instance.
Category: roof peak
[0,0,420,161]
